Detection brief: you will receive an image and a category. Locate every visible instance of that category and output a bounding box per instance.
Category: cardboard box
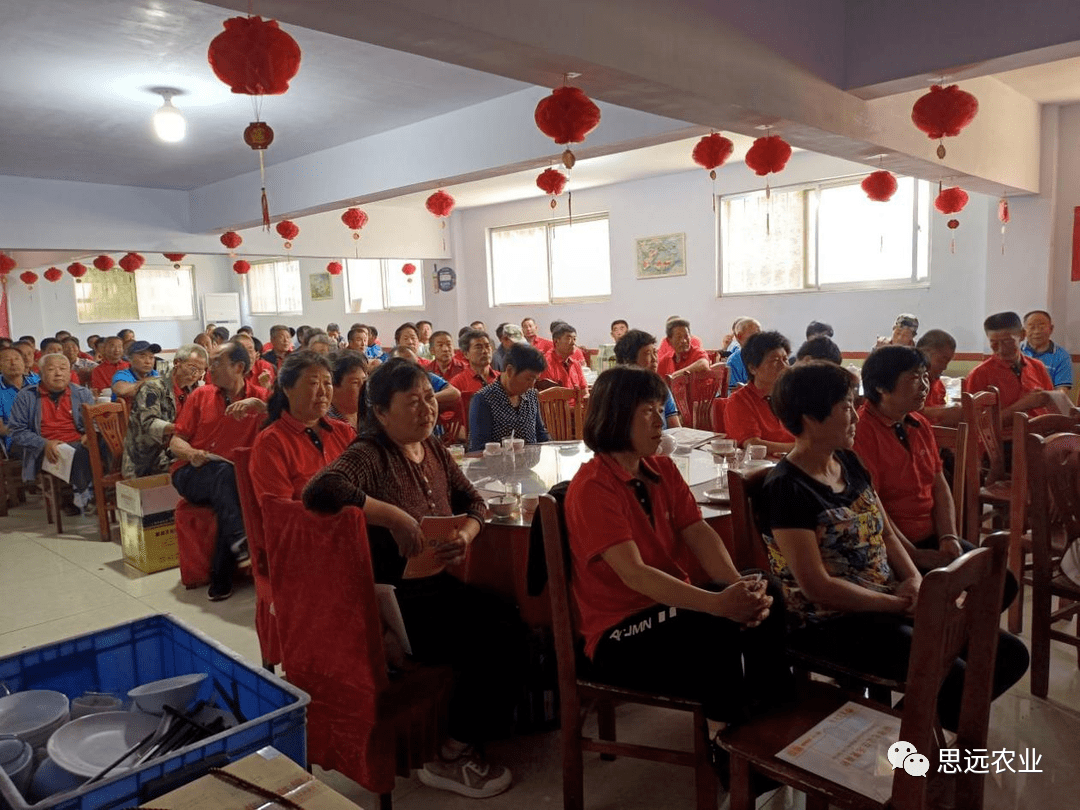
[116,474,180,517]
[120,511,178,573]
[142,747,361,810]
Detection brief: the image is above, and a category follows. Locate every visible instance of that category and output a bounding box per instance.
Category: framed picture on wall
[309,272,333,301]
[636,233,686,279]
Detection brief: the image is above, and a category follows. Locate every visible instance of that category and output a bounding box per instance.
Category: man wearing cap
[111,340,161,403]
[492,323,526,372]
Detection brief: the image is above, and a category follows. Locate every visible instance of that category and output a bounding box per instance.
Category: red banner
[1073,207,1080,281]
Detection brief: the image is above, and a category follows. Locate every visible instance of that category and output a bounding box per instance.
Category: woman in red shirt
[250,351,354,504]
[564,366,790,739]
[724,330,796,455]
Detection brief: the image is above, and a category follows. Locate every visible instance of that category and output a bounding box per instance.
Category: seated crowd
[1,302,1066,800]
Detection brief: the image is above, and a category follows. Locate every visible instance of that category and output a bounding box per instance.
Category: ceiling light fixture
[151,87,186,143]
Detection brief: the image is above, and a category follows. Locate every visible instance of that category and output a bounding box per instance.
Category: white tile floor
[2,498,1079,810]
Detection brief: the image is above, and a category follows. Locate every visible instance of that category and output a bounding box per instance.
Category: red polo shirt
[658,335,703,363]
[528,335,554,353]
[656,346,708,377]
[448,366,499,395]
[925,378,947,408]
[853,404,940,542]
[965,354,1052,416]
[566,454,702,657]
[724,383,795,447]
[91,360,129,392]
[170,378,269,471]
[249,411,355,502]
[250,357,276,386]
[40,388,82,443]
[424,355,468,381]
[540,348,588,390]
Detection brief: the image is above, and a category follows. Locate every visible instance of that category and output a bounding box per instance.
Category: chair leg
[806,793,830,810]
[728,754,754,810]
[97,502,110,542]
[1030,590,1052,699]
[561,702,585,810]
[1008,579,1024,634]
[597,700,616,761]
[378,792,393,810]
[693,707,718,810]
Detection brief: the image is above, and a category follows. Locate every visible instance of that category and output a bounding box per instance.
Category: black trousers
[395,572,525,745]
[915,535,1019,610]
[788,612,1029,732]
[588,576,793,723]
[172,461,245,584]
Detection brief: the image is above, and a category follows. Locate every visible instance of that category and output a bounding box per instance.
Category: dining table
[457,432,768,627]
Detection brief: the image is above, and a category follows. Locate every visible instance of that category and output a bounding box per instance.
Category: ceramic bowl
[127,673,207,715]
[487,495,517,517]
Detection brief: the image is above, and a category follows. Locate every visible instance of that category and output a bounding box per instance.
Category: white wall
[455,150,1001,353]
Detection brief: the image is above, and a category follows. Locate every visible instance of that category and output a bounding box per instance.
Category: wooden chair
[539,387,584,441]
[537,494,718,810]
[1024,431,1080,698]
[81,401,127,542]
[718,533,1010,810]
[961,386,1010,531]
[726,467,904,704]
[231,446,281,670]
[668,365,728,430]
[261,496,451,809]
[710,397,727,434]
[1005,411,1080,633]
[932,422,978,547]
[38,470,70,534]
[0,443,27,517]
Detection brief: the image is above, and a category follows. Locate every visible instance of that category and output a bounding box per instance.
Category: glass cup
[484,442,502,456]
[748,444,767,461]
[711,438,736,455]
[448,444,465,464]
[502,437,514,452]
[511,437,525,452]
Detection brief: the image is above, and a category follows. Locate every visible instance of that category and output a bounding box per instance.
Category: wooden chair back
[81,401,128,542]
[932,422,977,545]
[962,386,1006,486]
[537,494,717,810]
[668,365,729,430]
[667,374,691,427]
[0,443,27,517]
[1024,431,1080,697]
[710,397,727,434]
[539,387,583,441]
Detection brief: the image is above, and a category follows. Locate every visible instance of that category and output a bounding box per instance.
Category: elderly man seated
[538,322,587,392]
[122,343,208,479]
[9,354,96,515]
[656,317,710,379]
[449,329,499,395]
[1,345,36,452]
[169,341,269,602]
[111,340,161,403]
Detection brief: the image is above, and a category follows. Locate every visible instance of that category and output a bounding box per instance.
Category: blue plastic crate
[0,614,308,810]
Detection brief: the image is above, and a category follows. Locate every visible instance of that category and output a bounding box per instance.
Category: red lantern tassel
[258,151,270,230]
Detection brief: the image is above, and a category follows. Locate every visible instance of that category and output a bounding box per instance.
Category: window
[247,260,302,314]
[343,259,425,312]
[720,176,930,294]
[76,264,195,323]
[488,214,610,305]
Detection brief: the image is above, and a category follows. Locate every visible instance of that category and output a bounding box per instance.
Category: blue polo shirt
[727,345,748,387]
[365,345,388,363]
[1022,341,1073,388]
[111,368,160,401]
[0,375,34,450]
[664,389,679,423]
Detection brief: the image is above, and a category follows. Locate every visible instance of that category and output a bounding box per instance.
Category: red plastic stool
[174,499,217,588]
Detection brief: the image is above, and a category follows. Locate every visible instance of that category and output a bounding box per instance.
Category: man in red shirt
[424,330,467,381]
[656,318,710,379]
[90,336,129,396]
[658,314,705,366]
[169,341,269,601]
[449,329,499,395]
[235,332,274,388]
[521,317,553,353]
[915,329,961,426]
[965,311,1054,431]
[260,324,294,371]
[539,322,588,392]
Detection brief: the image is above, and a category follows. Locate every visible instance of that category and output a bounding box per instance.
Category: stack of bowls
[0,690,70,751]
[0,734,33,795]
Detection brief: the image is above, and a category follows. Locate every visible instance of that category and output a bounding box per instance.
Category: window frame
[74,263,197,324]
[717,174,931,297]
[342,258,426,313]
[487,212,612,306]
[246,259,303,316]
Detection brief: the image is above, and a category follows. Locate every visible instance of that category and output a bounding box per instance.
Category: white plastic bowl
[127,673,207,715]
[0,690,70,749]
[0,735,33,795]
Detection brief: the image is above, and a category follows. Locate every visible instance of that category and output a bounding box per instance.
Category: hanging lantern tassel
[912,84,979,160]
[275,219,299,251]
[402,262,417,284]
[692,132,734,212]
[536,167,567,214]
[426,191,455,253]
[998,197,1010,254]
[745,134,792,236]
[947,219,960,253]
[244,121,275,229]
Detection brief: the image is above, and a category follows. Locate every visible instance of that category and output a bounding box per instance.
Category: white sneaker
[417,747,512,798]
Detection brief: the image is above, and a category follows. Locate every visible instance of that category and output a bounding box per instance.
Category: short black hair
[218,340,252,375]
[416,320,432,330]
[394,322,418,344]
[40,337,61,351]
[212,326,230,342]
[117,329,134,340]
[796,336,842,365]
[347,326,366,342]
[505,342,546,374]
[741,331,791,382]
[915,329,956,353]
[806,321,834,339]
[359,357,430,438]
[771,361,857,436]
[983,311,1022,333]
[237,325,254,336]
[61,336,80,348]
[611,319,629,332]
[614,329,656,366]
[552,322,576,340]
[665,318,690,340]
[583,366,670,453]
[1023,310,1052,324]
[331,349,368,386]
[549,320,566,334]
[430,330,452,344]
[861,345,929,405]
[459,328,490,353]
[495,323,508,340]
[265,350,333,426]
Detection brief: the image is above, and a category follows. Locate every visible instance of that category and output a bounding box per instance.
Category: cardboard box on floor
[140,747,361,810]
[117,474,181,574]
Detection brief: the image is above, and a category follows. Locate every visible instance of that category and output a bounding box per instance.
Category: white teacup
[484,442,502,456]
[710,438,736,454]
[511,438,525,452]
[748,444,767,461]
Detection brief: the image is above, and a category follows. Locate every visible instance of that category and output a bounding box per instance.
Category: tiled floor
[2,498,1079,809]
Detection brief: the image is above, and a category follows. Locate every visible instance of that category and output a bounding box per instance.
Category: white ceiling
[995,56,1080,105]
[0,0,527,190]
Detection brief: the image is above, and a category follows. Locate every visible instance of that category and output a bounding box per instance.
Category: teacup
[511,438,525,452]
[748,444,767,461]
[484,442,502,456]
[520,494,540,516]
[710,438,736,454]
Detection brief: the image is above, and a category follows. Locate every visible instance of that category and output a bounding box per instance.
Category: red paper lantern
[119,252,145,273]
[426,190,455,218]
[0,254,15,274]
[243,121,274,150]
[207,16,301,96]
[912,84,978,159]
[221,231,243,250]
[536,168,568,209]
[67,262,88,278]
[692,133,735,179]
[44,267,63,283]
[19,271,38,287]
[861,170,899,202]
[745,135,792,177]
[276,220,299,250]
[535,85,602,169]
[93,255,115,271]
[327,261,343,276]
[163,253,186,263]
[233,260,251,275]
[401,263,417,284]
[934,186,969,215]
[341,208,368,231]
